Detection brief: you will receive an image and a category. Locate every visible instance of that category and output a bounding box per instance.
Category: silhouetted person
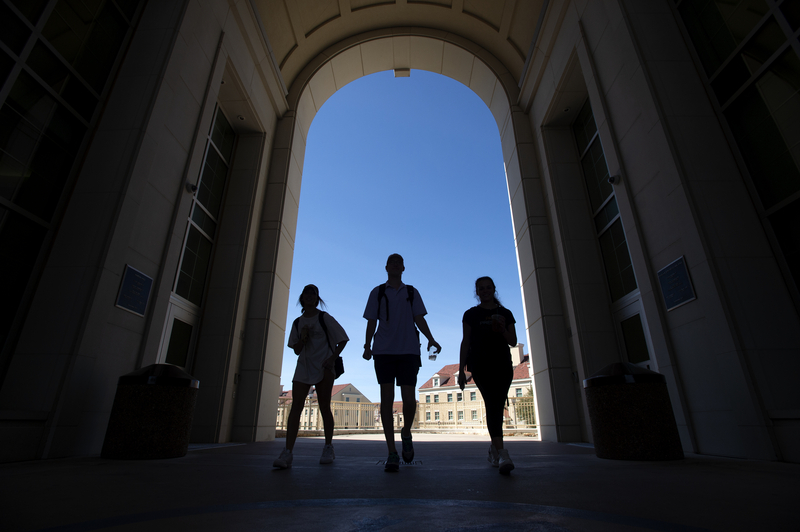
[458,276,518,474]
[363,254,441,471]
[274,285,348,469]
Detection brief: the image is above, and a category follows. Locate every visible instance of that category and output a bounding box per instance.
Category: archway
[242,30,574,444]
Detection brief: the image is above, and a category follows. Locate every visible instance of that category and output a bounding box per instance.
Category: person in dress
[273,284,348,469]
[458,276,518,474]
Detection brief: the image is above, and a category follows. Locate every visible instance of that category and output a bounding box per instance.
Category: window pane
[724,48,800,209]
[26,40,98,121]
[14,136,76,222]
[781,0,800,31]
[175,225,213,305]
[594,195,619,233]
[9,0,49,25]
[621,314,650,364]
[164,318,193,367]
[768,198,800,287]
[0,2,32,55]
[211,108,235,162]
[679,0,770,77]
[113,0,142,20]
[6,70,57,131]
[0,106,39,190]
[711,17,786,105]
[43,0,128,93]
[197,147,228,219]
[0,206,48,349]
[581,139,612,211]
[572,99,597,155]
[191,205,217,238]
[599,219,638,301]
[0,47,14,89]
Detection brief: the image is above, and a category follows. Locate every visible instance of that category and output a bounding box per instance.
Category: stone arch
[239,28,572,443]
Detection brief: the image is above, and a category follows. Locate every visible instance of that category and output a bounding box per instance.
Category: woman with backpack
[273,284,348,469]
[458,276,518,474]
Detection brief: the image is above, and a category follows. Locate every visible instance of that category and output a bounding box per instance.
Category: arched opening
[280,68,527,409]
[247,31,560,442]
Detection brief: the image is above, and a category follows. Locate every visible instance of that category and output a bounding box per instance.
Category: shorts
[373,354,421,386]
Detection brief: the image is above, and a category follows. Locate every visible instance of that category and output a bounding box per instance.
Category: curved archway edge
[248,29,573,443]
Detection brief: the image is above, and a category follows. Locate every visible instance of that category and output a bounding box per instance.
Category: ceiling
[251,0,547,94]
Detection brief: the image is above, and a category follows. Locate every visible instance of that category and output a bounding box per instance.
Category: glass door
[157,105,235,367]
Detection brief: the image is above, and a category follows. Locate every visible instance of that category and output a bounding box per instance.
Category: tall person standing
[363,254,441,472]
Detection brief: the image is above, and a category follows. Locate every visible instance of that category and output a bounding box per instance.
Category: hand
[427,340,441,355]
[491,314,506,333]
[362,346,372,361]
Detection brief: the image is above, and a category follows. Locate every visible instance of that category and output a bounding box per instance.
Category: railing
[276,399,378,430]
[277,397,537,436]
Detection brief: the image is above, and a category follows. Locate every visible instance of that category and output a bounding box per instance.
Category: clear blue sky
[280,69,526,403]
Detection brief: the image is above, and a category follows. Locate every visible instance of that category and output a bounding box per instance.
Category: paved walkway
[2,434,797,531]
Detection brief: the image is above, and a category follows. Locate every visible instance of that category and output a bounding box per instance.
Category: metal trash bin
[101,364,199,459]
[583,362,683,461]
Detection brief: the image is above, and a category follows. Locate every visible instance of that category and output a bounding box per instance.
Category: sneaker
[320,444,335,464]
[488,444,499,467]
[401,430,414,463]
[498,448,514,475]
[385,451,400,472]
[273,448,293,469]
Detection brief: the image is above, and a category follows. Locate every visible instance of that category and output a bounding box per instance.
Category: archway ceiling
[252,0,545,91]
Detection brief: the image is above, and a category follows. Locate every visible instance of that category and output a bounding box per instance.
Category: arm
[458,322,471,390]
[493,314,518,346]
[414,314,441,354]
[363,319,377,360]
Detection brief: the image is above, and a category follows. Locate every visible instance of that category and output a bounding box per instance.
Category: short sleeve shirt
[463,306,515,370]
[364,283,427,355]
[288,312,348,385]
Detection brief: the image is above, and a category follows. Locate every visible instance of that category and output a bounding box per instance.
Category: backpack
[291,311,345,379]
[376,284,420,344]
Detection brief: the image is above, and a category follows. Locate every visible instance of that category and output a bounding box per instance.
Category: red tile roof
[419,364,471,389]
[418,358,532,390]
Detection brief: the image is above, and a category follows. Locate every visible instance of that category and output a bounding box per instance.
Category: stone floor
[2,434,798,531]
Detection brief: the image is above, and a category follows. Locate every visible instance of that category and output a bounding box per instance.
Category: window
[458,411,464,421]
[471,410,477,420]
[425,394,430,403]
[434,411,440,420]
[676,0,800,295]
[426,412,430,421]
[447,393,452,402]
[573,99,637,302]
[434,395,439,403]
[356,398,360,402]
[345,397,349,402]
[457,392,462,401]
[516,388,522,397]
[448,411,453,420]
[433,378,439,387]
[470,391,476,401]
[0,0,142,358]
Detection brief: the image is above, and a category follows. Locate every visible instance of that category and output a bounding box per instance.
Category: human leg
[274,380,312,469]
[400,385,416,461]
[379,383,397,453]
[315,368,336,445]
[285,381,312,451]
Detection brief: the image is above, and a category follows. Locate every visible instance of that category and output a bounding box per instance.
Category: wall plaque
[658,256,696,311]
[115,265,153,317]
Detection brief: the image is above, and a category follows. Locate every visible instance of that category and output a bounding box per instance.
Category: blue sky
[280,69,526,403]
